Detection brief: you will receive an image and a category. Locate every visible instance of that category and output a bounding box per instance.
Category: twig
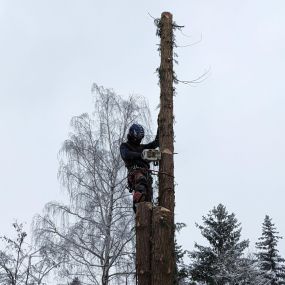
[179,29,192,38]
[147,12,156,21]
[176,33,203,48]
[177,67,211,86]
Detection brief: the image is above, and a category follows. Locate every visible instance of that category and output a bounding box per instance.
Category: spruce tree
[256,215,285,285]
[189,204,249,285]
[174,223,191,285]
[70,277,81,285]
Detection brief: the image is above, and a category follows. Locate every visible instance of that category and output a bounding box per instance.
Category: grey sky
[1,0,285,255]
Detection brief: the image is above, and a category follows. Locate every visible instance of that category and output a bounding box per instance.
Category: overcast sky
[1,1,285,254]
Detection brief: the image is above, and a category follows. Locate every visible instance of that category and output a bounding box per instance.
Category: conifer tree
[189,204,249,285]
[70,277,81,285]
[174,223,190,285]
[256,215,285,285]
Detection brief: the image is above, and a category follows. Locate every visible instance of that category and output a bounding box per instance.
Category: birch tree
[0,222,59,285]
[33,84,152,285]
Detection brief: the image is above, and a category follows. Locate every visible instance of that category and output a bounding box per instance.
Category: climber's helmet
[128,124,145,144]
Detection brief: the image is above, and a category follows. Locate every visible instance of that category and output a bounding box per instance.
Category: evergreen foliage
[69,277,81,285]
[189,204,249,285]
[256,215,285,285]
[174,223,191,285]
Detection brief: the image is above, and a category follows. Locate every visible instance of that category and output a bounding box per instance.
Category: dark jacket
[120,136,159,170]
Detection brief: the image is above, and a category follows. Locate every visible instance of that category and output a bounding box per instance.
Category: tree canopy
[256,215,285,285]
[33,85,152,285]
[190,204,249,285]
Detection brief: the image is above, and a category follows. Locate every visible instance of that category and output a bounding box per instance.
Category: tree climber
[120,124,159,212]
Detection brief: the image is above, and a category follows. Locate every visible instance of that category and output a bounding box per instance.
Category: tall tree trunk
[136,202,153,285]
[158,12,175,213]
[136,12,176,285]
[157,11,175,284]
[151,207,172,285]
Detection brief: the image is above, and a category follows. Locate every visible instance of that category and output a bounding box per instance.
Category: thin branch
[147,12,156,21]
[176,33,203,48]
[177,67,211,86]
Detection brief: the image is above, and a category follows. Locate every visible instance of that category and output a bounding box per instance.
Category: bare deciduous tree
[33,85,152,285]
[0,222,59,285]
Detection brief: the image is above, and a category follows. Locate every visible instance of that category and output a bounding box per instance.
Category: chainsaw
[141,149,161,163]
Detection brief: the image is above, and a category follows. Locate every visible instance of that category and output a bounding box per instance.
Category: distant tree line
[0,86,284,284]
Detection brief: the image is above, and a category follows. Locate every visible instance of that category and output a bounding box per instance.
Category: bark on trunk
[157,11,175,284]
[158,11,175,213]
[151,206,172,285]
[136,202,153,285]
[101,185,115,285]
[136,11,176,285]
